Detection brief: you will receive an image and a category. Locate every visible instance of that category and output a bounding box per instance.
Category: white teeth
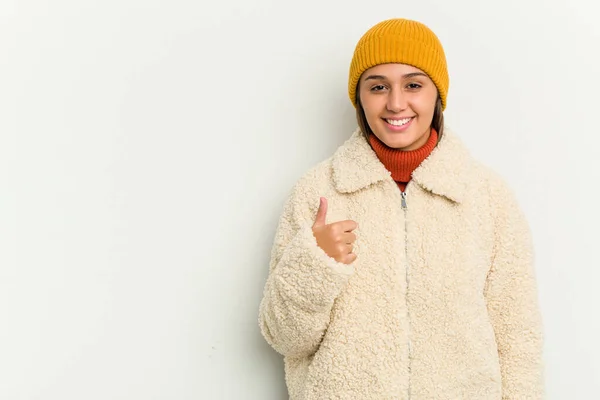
[386,118,412,126]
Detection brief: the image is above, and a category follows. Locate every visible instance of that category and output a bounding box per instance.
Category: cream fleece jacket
[258,128,544,399]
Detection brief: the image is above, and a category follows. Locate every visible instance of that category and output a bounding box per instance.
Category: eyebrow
[363,72,428,81]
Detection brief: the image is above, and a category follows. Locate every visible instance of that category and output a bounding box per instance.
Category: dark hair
[355,86,445,143]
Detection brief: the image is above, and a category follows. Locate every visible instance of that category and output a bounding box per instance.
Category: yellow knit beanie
[348,18,449,110]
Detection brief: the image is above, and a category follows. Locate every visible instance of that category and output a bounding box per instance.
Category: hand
[311,197,358,265]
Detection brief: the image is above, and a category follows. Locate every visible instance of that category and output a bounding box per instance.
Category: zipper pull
[401,191,407,210]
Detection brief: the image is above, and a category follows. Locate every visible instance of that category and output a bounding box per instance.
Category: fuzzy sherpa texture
[258,127,544,399]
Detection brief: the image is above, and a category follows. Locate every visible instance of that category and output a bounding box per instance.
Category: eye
[370,84,387,92]
[406,83,422,90]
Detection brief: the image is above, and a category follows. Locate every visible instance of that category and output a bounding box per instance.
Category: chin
[377,133,418,150]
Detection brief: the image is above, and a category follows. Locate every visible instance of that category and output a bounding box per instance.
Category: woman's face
[358,63,438,150]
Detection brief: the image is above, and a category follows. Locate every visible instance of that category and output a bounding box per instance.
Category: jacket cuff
[274,224,355,312]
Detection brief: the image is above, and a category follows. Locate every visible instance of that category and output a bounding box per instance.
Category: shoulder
[289,129,370,200]
[466,157,526,226]
[438,128,524,217]
[282,130,373,222]
[281,152,339,225]
[438,127,518,204]
[472,161,519,203]
[290,158,335,200]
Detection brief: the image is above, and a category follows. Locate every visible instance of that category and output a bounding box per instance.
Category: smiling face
[357,63,439,150]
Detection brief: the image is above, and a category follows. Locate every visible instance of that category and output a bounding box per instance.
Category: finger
[342,232,357,244]
[313,197,328,228]
[338,219,358,232]
[336,243,348,256]
[343,252,357,264]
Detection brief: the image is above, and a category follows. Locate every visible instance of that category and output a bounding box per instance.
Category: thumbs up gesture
[312,197,358,265]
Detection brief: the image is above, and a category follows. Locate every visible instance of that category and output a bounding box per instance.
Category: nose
[387,88,407,113]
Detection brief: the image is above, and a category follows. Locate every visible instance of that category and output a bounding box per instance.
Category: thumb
[313,197,328,227]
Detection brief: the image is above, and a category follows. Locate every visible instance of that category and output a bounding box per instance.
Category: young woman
[258,18,544,399]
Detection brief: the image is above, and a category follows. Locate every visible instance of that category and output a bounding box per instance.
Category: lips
[384,117,413,126]
[382,116,415,132]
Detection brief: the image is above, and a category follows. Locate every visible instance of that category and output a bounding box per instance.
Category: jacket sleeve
[484,180,545,399]
[258,184,355,358]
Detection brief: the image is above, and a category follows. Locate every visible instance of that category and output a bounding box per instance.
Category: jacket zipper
[401,190,411,399]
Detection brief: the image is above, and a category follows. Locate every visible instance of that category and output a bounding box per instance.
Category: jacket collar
[331,127,474,203]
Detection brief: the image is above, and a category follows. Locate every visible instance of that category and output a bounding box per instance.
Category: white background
[1,0,599,399]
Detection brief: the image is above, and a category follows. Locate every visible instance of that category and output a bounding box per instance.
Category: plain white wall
[1,0,598,398]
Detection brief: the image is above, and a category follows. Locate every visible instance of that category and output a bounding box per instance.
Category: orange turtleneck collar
[368,128,439,191]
